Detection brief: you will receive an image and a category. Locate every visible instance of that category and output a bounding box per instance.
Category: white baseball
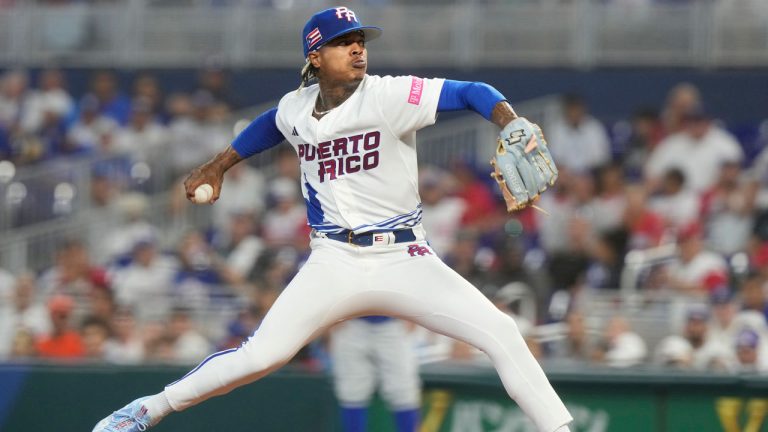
[193,184,214,204]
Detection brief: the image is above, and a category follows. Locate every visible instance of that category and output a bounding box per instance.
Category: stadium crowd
[0,68,767,375]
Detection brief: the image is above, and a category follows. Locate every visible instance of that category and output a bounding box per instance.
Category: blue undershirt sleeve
[231,107,285,158]
[437,80,506,121]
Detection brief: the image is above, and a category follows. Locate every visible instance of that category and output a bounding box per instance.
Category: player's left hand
[490,117,558,212]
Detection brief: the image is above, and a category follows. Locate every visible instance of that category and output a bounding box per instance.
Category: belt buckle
[347,231,355,246]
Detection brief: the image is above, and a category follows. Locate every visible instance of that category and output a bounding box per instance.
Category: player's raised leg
[92,242,364,431]
[374,246,573,432]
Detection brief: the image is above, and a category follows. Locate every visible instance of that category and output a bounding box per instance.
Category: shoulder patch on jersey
[407,76,424,106]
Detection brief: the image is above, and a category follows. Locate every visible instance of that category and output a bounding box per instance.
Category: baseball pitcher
[93,6,571,432]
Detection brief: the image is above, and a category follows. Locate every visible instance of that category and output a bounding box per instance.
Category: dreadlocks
[297,59,319,92]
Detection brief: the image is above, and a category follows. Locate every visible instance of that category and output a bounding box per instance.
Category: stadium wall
[1,364,766,432]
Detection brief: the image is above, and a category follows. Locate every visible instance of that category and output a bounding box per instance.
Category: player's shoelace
[110,411,149,431]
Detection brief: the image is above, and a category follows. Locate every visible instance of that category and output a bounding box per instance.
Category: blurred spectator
[261,178,307,247]
[452,160,497,229]
[251,248,299,294]
[666,222,729,296]
[419,166,465,257]
[673,305,736,372]
[442,229,490,288]
[620,109,664,180]
[701,161,755,256]
[101,192,160,264]
[653,335,693,369]
[142,320,174,364]
[733,328,768,373]
[661,83,702,135]
[168,307,210,364]
[645,106,743,194]
[196,67,238,109]
[111,237,177,322]
[591,315,647,367]
[173,230,240,307]
[131,73,164,118]
[273,144,301,182]
[622,185,665,249]
[80,315,111,361]
[708,288,740,348]
[36,295,84,359]
[492,283,535,338]
[9,328,37,360]
[212,162,267,232]
[546,94,611,174]
[38,238,110,300]
[90,170,117,209]
[488,238,538,294]
[579,230,627,290]
[20,68,73,136]
[168,91,229,176]
[0,273,51,358]
[680,306,710,354]
[592,164,627,234]
[87,285,115,326]
[0,70,29,133]
[536,176,576,254]
[740,273,768,320]
[0,122,11,159]
[217,211,264,283]
[80,70,131,125]
[0,70,45,164]
[104,308,145,364]
[112,98,168,162]
[66,94,119,154]
[218,305,262,351]
[649,168,699,229]
[547,311,591,362]
[749,137,768,209]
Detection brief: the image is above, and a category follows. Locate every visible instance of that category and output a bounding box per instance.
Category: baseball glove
[490,117,558,212]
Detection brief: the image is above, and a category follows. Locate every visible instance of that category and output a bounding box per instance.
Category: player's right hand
[183,163,224,204]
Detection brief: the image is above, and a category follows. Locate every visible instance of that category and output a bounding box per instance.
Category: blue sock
[394,408,420,432]
[340,406,368,432]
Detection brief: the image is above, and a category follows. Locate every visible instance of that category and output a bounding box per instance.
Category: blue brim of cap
[310,26,382,55]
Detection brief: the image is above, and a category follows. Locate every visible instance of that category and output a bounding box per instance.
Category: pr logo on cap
[334,7,357,22]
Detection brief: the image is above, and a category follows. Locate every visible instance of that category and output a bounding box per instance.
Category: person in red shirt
[36,295,84,359]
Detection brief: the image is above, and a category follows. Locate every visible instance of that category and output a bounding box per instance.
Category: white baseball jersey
[275,75,445,234]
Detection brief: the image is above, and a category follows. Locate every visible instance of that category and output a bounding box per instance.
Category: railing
[0,2,767,68]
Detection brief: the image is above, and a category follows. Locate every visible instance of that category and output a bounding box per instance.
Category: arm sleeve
[437,80,506,121]
[231,108,285,158]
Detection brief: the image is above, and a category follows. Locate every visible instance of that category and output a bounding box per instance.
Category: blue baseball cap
[302,7,382,58]
[736,328,759,349]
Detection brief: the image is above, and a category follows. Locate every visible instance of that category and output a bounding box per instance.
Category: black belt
[323,229,416,247]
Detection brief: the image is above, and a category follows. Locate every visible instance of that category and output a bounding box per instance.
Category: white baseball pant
[164,227,573,432]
